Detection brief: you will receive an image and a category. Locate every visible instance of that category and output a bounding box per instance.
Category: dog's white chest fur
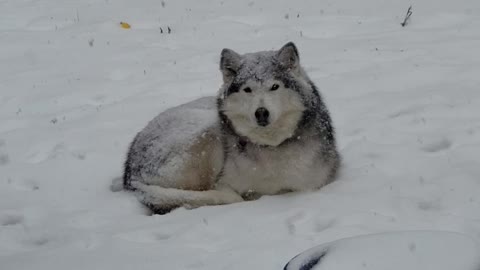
[219,139,330,195]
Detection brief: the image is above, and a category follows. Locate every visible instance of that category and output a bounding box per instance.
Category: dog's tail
[130,182,243,214]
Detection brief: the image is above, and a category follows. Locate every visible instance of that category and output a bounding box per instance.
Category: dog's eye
[243,87,252,93]
[270,84,279,91]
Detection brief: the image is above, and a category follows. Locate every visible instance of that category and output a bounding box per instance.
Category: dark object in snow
[401,5,413,27]
[284,250,328,270]
[160,27,172,34]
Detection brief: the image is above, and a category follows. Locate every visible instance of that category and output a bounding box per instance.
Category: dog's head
[218,42,314,146]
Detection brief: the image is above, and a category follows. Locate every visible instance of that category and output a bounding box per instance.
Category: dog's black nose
[255,107,270,126]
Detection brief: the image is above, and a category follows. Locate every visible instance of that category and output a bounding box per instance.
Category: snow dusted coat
[123,42,340,214]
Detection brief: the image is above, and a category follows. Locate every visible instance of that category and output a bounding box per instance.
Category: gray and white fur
[123,42,340,214]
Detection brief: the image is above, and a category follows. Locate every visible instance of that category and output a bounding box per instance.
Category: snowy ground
[1,0,480,269]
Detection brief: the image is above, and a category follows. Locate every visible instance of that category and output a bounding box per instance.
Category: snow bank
[285,231,480,270]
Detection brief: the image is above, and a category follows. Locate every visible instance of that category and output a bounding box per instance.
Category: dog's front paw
[219,190,244,204]
[241,190,262,201]
[214,184,244,204]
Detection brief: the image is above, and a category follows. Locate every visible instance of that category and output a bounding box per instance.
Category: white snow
[1,0,480,269]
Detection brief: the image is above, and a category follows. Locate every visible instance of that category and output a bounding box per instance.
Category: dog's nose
[255,107,270,126]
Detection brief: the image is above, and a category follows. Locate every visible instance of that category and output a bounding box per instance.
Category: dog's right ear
[220,48,241,82]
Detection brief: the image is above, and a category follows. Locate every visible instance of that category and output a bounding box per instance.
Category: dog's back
[124,96,221,189]
[123,97,246,214]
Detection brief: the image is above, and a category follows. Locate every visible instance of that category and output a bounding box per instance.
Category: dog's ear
[277,42,299,70]
[220,48,242,82]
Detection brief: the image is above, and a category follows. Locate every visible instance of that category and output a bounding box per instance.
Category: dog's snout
[255,107,270,126]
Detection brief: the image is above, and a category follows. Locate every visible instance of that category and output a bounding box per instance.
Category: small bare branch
[401,6,413,27]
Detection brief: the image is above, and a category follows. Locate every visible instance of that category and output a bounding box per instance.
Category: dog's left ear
[277,42,300,70]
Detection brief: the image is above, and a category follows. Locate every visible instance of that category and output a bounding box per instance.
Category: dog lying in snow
[123,42,340,214]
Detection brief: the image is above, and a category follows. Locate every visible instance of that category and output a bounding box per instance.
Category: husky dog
[123,42,340,214]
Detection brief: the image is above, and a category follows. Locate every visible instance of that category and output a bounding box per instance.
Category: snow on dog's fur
[123,42,340,214]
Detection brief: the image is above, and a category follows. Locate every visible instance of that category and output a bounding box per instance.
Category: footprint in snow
[0,139,8,165]
[7,178,40,191]
[26,142,66,163]
[115,230,173,243]
[417,199,442,211]
[71,151,86,160]
[313,218,337,233]
[26,142,86,163]
[421,138,452,153]
[0,214,24,226]
[0,153,9,165]
[30,236,50,247]
[285,212,306,235]
[110,177,124,192]
[388,105,424,119]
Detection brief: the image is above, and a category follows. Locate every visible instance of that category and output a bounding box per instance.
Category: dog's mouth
[256,119,269,127]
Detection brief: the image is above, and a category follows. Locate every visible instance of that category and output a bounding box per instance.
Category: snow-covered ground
[1,0,480,269]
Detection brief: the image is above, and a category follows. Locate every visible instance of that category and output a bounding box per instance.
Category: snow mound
[285,231,480,270]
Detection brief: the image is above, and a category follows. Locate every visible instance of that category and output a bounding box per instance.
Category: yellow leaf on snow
[120,22,131,29]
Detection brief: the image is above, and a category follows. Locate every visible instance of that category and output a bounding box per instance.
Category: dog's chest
[219,140,325,194]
